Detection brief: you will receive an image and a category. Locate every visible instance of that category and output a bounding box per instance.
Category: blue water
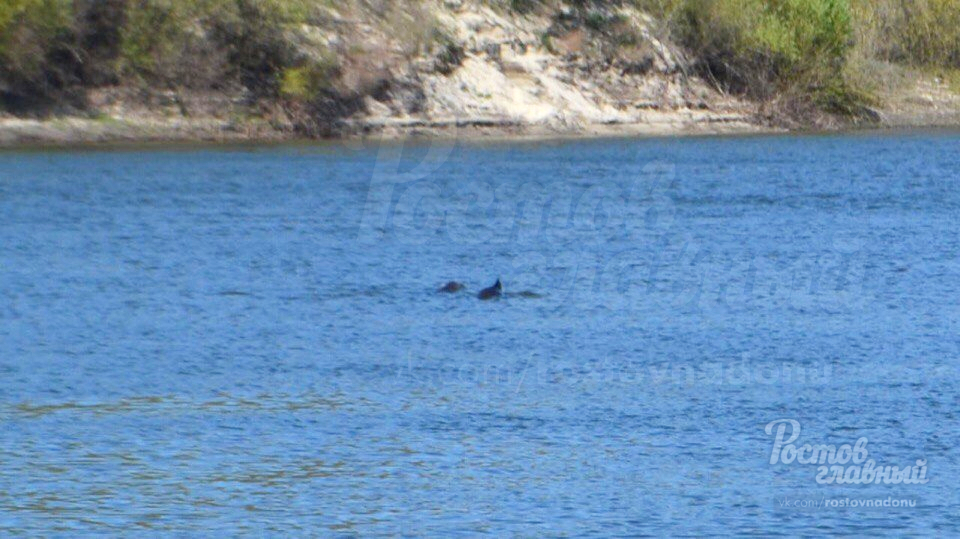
[1,131,959,535]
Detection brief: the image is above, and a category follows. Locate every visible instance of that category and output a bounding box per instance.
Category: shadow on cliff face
[285,64,428,138]
[286,91,367,138]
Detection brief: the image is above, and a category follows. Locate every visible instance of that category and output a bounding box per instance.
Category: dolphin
[477,278,502,300]
[438,281,466,293]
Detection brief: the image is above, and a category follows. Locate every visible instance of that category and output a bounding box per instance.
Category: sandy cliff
[345,1,757,137]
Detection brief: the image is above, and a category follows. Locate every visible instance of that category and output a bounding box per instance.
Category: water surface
[1,131,959,535]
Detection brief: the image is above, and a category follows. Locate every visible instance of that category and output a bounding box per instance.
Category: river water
[1,130,958,535]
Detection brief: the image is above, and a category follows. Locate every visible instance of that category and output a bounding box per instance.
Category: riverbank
[0,109,767,147]
[3,92,958,148]
[3,1,960,148]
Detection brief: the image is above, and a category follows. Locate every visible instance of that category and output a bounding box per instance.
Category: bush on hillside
[0,0,77,111]
[667,0,852,96]
[852,0,960,68]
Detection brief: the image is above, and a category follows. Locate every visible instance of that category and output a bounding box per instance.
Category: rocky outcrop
[336,1,758,137]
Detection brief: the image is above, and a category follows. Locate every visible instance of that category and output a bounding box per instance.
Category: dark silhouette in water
[478,278,502,300]
[438,281,465,293]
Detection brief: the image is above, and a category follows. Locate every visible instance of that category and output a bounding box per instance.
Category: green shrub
[584,11,609,31]
[74,0,127,85]
[510,0,539,14]
[0,0,77,108]
[119,0,316,94]
[852,0,960,68]
[0,0,73,60]
[119,0,240,88]
[279,57,336,100]
[654,0,857,115]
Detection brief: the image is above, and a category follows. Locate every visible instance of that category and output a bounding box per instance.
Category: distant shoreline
[5,0,960,152]
[0,112,765,148]
[3,112,960,150]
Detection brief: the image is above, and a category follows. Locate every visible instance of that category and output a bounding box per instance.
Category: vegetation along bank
[2,0,960,144]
